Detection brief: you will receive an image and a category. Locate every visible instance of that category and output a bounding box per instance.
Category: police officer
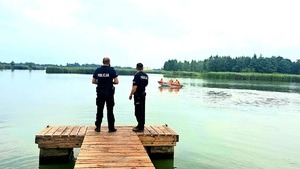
[92,57,119,132]
[129,63,148,132]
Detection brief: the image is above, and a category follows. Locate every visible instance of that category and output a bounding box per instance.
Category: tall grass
[0,64,45,70]
[46,67,300,82]
[163,71,300,83]
[46,66,164,75]
[202,72,300,82]
[164,71,200,78]
[46,66,96,74]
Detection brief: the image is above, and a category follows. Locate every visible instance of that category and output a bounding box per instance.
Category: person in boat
[129,63,149,132]
[159,78,163,83]
[169,79,173,84]
[175,79,180,85]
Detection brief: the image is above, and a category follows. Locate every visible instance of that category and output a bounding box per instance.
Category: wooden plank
[161,125,179,142]
[69,126,81,137]
[139,136,176,142]
[142,126,152,135]
[150,125,166,136]
[60,126,74,137]
[78,126,88,136]
[36,126,53,137]
[157,125,173,136]
[38,143,83,148]
[44,126,60,137]
[146,126,158,136]
[75,126,155,169]
[136,125,151,136]
[75,166,154,169]
[75,164,154,168]
[142,141,176,146]
[52,126,67,136]
[37,136,84,142]
[161,125,178,135]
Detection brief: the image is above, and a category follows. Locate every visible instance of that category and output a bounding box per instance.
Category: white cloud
[1,0,299,66]
[23,0,83,29]
[126,0,300,56]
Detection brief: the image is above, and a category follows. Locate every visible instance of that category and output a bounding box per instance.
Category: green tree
[232,56,251,72]
[163,59,180,71]
[10,61,15,70]
[292,59,300,74]
[277,59,292,74]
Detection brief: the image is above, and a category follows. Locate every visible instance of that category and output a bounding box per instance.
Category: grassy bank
[164,71,300,83]
[163,71,201,78]
[202,72,300,82]
[45,67,300,82]
[0,64,45,70]
[46,66,164,75]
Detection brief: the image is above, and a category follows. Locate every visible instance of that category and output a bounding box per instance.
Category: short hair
[102,57,110,64]
[136,63,143,70]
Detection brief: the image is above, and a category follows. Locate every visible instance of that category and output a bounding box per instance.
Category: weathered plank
[36,127,52,137]
[52,126,67,136]
[44,126,60,137]
[146,126,158,136]
[69,126,81,137]
[78,126,88,136]
[75,126,155,169]
[36,125,179,166]
[150,125,166,136]
[162,125,179,142]
[60,126,74,137]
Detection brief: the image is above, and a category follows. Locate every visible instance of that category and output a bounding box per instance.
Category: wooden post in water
[147,146,175,159]
[39,148,73,164]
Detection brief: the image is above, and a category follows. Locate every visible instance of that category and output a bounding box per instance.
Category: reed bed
[45,66,163,75]
[164,71,300,82]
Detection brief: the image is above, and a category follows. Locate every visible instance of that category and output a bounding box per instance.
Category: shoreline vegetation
[45,66,164,75]
[163,71,300,83]
[2,65,299,83]
[1,54,300,83]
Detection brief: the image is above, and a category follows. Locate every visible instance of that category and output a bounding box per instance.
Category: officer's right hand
[129,95,132,100]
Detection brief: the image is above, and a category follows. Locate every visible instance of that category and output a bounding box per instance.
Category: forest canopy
[163,55,300,74]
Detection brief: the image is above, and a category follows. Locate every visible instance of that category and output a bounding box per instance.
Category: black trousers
[95,92,115,130]
[134,93,146,130]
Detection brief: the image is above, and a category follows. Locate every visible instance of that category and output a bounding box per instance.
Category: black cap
[136,63,143,70]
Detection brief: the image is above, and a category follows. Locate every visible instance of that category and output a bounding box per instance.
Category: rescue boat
[158,81,184,88]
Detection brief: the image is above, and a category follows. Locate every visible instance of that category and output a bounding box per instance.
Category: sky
[0,0,299,68]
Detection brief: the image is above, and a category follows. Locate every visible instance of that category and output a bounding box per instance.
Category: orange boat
[158,81,184,88]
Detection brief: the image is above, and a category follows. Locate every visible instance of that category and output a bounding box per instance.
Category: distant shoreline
[163,71,300,83]
[2,66,300,83]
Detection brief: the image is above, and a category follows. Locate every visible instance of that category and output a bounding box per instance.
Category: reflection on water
[39,161,75,169]
[159,86,181,93]
[1,71,300,169]
[202,79,300,93]
[152,159,174,169]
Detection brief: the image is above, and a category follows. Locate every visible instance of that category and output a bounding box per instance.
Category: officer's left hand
[129,95,132,100]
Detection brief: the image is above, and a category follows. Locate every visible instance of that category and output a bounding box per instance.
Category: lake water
[1,70,300,169]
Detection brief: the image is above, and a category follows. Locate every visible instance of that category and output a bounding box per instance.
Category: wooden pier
[35,125,179,168]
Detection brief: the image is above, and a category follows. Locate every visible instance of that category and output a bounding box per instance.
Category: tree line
[0,61,132,70]
[163,54,300,74]
[0,61,47,70]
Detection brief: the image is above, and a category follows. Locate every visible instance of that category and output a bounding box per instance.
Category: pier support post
[39,148,73,164]
[147,146,174,159]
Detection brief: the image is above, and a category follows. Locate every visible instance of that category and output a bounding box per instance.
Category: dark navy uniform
[132,71,148,130]
[93,66,118,131]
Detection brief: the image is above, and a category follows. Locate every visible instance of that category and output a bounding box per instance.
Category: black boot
[94,127,101,132]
